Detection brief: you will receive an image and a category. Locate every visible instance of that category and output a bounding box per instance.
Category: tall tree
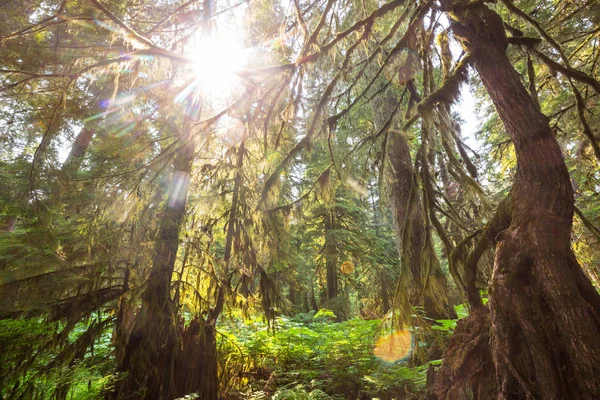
[432,1,600,398]
[115,117,196,399]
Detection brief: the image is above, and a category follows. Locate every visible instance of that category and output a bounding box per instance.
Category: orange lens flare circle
[340,260,355,274]
[374,330,413,362]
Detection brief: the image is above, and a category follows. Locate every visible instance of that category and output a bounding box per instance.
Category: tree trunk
[310,280,319,311]
[175,137,246,400]
[175,317,219,400]
[388,130,456,321]
[373,87,455,322]
[115,121,195,400]
[380,272,391,314]
[324,212,338,303]
[62,81,116,176]
[289,282,297,306]
[61,127,94,175]
[369,181,392,314]
[434,2,600,398]
[429,307,496,400]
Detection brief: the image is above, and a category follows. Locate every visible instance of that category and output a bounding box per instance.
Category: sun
[186,34,248,98]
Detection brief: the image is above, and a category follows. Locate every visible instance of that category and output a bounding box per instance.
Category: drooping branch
[575,206,600,242]
[572,85,600,163]
[259,23,373,205]
[500,0,600,95]
[532,50,600,95]
[400,54,471,131]
[88,0,158,48]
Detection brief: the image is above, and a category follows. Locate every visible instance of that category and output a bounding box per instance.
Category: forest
[1,0,600,398]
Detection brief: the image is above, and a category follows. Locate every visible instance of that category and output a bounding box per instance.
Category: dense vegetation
[1,0,600,398]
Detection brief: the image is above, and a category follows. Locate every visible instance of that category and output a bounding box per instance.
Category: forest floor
[0,306,464,399]
[213,307,464,400]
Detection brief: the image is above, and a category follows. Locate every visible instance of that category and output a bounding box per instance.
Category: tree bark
[435,2,600,398]
[429,307,495,400]
[389,131,456,321]
[373,87,455,322]
[177,137,246,400]
[61,127,94,175]
[115,120,195,400]
[324,212,338,302]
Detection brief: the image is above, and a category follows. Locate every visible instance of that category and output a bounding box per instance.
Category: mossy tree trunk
[388,130,456,321]
[173,137,246,400]
[372,88,455,322]
[433,2,600,398]
[115,121,195,400]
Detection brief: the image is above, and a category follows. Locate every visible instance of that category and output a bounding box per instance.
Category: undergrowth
[1,307,462,399]
[216,309,448,400]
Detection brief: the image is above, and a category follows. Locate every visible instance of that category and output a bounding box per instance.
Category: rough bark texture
[115,124,195,400]
[373,85,455,322]
[428,307,495,400]
[175,317,219,400]
[388,131,456,321]
[432,2,600,398]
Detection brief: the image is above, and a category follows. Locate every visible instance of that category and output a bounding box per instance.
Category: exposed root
[427,307,495,400]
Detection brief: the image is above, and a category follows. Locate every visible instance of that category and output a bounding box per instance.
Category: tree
[431,1,600,398]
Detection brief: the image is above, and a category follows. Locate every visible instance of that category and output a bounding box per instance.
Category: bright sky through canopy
[186,33,248,99]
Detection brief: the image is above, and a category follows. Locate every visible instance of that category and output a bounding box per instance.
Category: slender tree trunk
[289,282,297,306]
[369,181,392,314]
[433,2,600,398]
[115,120,195,400]
[62,80,118,177]
[61,127,95,175]
[310,280,319,311]
[380,273,391,314]
[324,212,338,303]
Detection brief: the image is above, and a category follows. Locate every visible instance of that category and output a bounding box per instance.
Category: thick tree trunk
[115,122,195,400]
[388,131,456,321]
[434,2,600,398]
[429,307,496,400]
[171,138,245,400]
[372,87,455,322]
[175,318,219,400]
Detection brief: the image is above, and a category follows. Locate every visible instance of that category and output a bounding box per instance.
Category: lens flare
[374,330,413,362]
[168,171,191,208]
[340,260,355,274]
